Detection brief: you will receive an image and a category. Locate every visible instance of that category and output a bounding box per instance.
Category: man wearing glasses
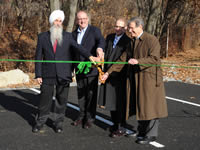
[98,18,131,138]
[101,17,168,144]
[71,10,105,129]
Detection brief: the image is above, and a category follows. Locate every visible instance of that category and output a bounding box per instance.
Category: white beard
[50,25,63,46]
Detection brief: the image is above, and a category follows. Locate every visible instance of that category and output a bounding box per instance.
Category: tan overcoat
[107,32,168,120]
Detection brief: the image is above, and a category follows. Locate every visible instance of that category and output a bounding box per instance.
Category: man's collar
[77,26,88,33]
[115,33,124,39]
[137,31,143,39]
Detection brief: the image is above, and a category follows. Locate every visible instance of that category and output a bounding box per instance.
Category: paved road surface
[0,81,199,150]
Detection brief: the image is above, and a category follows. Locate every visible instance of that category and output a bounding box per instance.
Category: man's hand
[89,56,101,64]
[37,78,42,85]
[101,72,109,81]
[128,58,138,65]
[96,48,104,60]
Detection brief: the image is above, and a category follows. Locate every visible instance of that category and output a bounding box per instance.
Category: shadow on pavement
[0,90,39,126]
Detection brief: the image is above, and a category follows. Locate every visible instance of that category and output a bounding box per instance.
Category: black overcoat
[98,33,131,111]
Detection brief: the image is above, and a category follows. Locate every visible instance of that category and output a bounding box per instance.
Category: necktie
[53,40,57,53]
[113,36,118,48]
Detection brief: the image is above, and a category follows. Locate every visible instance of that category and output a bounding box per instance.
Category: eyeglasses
[77,18,88,21]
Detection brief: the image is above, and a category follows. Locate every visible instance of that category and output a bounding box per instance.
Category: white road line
[68,102,165,148]
[30,88,41,94]
[29,88,165,148]
[150,142,165,148]
[166,96,200,107]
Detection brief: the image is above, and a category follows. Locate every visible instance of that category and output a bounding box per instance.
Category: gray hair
[128,17,144,29]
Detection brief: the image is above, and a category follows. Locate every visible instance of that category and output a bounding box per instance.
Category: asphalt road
[0,81,200,150]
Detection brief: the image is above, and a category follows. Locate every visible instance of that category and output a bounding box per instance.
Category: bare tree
[0,4,6,34]
[65,0,93,32]
[50,0,60,12]
[66,0,78,32]
[0,0,13,34]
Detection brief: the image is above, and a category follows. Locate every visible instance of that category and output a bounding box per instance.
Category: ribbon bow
[76,62,92,74]
[76,58,105,84]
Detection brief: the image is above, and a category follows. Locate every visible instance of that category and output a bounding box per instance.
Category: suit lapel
[134,32,145,58]
[105,35,115,61]
[107,34,127,68]
[72,30,78,41]
[47,31,66,55]
[109,34,125,61]
[80,25,90,45]
[55,32,65,54]
[46,31,54,54]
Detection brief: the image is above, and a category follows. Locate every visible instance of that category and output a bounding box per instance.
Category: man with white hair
[33,10,99,133]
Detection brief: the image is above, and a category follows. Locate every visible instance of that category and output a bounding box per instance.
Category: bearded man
[33,10,98,133]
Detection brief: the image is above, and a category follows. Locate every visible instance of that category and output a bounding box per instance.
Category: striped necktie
[113,36,118,48]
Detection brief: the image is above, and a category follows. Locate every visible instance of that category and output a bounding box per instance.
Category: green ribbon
[0,59,199,75]
[76,62,92,74]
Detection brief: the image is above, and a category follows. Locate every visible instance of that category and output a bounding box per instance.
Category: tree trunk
[66,0,78,32]
[145,0,161,35]
[0,10,4,34]
[166,24,169,57]
[50,0,60,12]
[37,11,42,34]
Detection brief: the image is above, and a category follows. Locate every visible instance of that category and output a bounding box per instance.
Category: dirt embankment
[162,48,200,84]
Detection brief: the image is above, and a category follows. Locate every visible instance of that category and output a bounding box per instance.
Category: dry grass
[162,47,200,84]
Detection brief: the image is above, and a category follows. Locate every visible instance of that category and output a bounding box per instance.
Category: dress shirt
[113,34,123,48]
[77,26,88,44]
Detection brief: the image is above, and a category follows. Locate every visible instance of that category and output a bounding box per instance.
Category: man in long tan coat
[101,17,168,144]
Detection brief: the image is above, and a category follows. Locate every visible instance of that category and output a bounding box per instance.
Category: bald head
[114,18,127,36]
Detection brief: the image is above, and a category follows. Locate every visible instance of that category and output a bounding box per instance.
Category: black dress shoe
[84,120,93,129]
[32,125,43,133]
[136,136,157,144]
[110,129,126,138]
[55,127,63,133]
[72,119,82,126]
[54,121,63,133]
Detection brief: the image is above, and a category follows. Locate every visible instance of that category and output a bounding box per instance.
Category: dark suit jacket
[103,33,130,77]
[98,33,131,110]
[35,31,91,84]
[72,25,105,78]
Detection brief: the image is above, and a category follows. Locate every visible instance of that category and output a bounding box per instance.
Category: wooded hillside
[0,0,200,73]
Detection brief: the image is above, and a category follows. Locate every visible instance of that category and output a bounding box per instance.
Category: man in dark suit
[71,10,105,129]
[98,18,131,137]
[33,10,99,133]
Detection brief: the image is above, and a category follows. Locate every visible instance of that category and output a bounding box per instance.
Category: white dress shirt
[77,26,88,45]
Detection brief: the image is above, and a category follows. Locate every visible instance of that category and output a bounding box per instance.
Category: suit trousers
[110,110,126,131]
[137,119,159,137]
[76,76,98,121]
[35,83,69,126]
